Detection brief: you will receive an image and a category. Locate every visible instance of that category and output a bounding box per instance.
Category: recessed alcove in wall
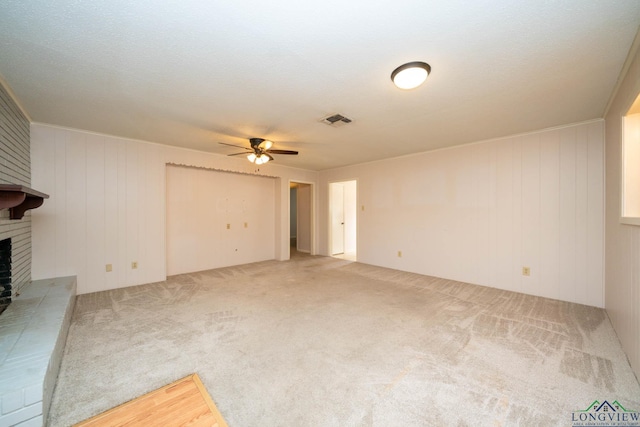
[621,92,640,225]
[165,164,276,276]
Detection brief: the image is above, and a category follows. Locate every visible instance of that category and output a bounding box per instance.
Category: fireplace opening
[0,238,11,315]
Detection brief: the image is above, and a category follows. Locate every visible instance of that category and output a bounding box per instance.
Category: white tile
[1,390,23,415]
[23,385,41,407]
[0,402,42,427]
[15,414,42,427]
[0,277,75,425]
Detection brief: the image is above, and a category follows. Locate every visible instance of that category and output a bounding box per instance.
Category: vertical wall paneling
[587,121,604,306]
[116,140,128,286]
[493,139,515,291]
[104,137,119,289]
[558,127,577,303]
[521,133,541,293]
[476,145,492,287]
[53,129,68,278]
[604,41,640,376]
[141,144,165,284]
[30,125,55,279]
[574,124,589,305]
[538,130,560,300]
[486,142,498,287]
[85,136,106,293]
[511,137,523,293]
[125,143,139,286]
[319,120,604,307]
[66,131,87,289]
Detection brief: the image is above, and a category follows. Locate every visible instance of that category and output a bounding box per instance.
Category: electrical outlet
[132,261,138,269]
[226,223,230,229]
[522,267,530,276]
[106,264,112,272]
[398,250,402,258]
[244,222,248,228]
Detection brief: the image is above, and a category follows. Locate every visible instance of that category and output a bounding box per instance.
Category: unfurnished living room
[1,1,640,426]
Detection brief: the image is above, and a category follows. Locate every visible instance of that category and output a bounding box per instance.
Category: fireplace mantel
[0,184,49,220]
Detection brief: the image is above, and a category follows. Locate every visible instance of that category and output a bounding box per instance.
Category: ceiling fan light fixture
[221,137,297,164]
[391,61,431,90]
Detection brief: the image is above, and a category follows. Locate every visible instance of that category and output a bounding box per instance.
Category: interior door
[330,183,345,255]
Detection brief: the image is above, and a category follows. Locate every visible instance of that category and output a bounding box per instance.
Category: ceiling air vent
[321,113,352,127]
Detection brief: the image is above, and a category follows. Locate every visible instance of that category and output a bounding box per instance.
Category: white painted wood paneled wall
[320,120,604,307]
[604,40,640,377]
[30,124,318,294]
[31,128,168,293]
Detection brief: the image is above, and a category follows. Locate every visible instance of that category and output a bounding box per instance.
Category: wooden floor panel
[74,374,228,427]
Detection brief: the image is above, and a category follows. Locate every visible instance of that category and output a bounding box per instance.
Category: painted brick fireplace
[0,80,75,427]
[0,81,32,306]
[0,237,10,313]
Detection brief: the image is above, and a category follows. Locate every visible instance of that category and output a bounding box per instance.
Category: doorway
[329,180,357,260]
[290,181,313,256]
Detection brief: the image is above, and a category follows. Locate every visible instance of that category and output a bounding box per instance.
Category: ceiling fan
[219,138,298,165]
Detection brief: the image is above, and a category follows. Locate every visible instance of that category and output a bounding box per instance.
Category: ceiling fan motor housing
[249,138,265,148]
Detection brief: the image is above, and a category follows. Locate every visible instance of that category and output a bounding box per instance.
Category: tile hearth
[0,276,76,427]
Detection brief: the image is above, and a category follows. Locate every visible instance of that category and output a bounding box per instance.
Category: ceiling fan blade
[266,153,275,161]
[268,149,298,155]
[218,142,249,149]
[228,152,251,156]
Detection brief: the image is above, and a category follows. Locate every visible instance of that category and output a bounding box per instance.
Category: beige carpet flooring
[49,253,640,426]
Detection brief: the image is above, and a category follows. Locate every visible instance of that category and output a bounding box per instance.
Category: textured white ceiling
[1,1,639,170]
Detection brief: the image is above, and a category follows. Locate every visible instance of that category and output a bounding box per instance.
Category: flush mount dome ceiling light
[391,61,431,90]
